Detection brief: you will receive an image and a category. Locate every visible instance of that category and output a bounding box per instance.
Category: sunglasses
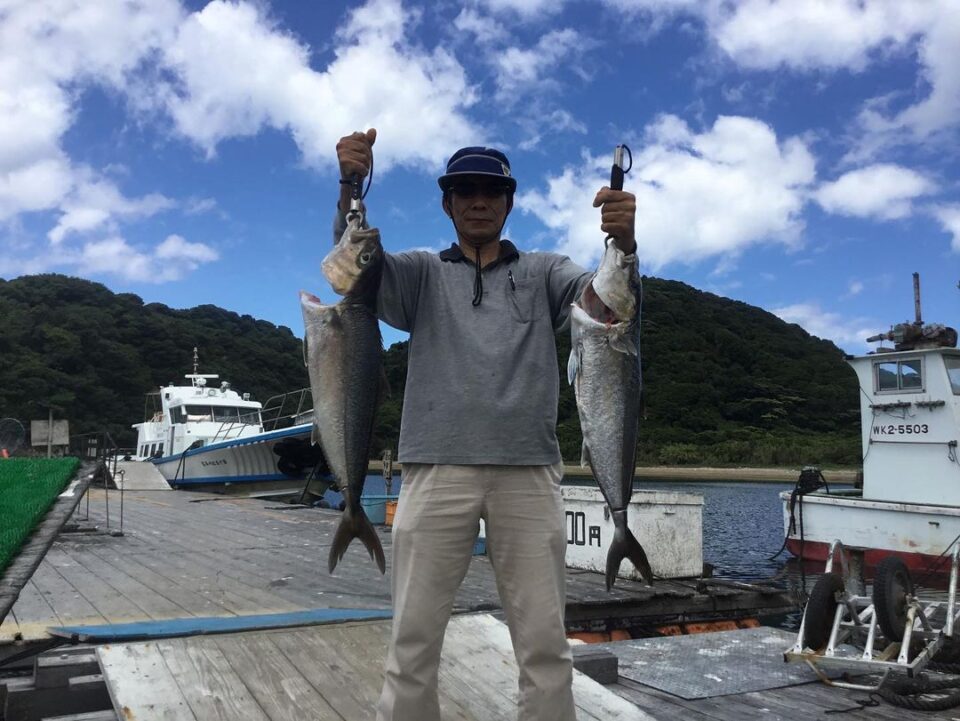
[450,182,511,199]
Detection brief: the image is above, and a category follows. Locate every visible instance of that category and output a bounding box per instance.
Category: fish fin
[580,442,591,469]
[608,329,638,356]
[605,525,654,590]
[328,507,387,575]
[566,346,579,386]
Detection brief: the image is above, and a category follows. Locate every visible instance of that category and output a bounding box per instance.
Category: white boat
[131,349,330,497]
[781,275,960,573]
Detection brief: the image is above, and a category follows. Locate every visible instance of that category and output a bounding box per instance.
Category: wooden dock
[0,487,793,645]
[1,487,952,720]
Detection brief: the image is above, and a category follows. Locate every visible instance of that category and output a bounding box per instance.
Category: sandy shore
[368,459,858,484]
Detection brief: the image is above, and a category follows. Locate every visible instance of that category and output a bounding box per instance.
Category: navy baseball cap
[438,146,517,192]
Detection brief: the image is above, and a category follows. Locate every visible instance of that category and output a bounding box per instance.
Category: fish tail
[605,524,654,590]
[328,507,386,574]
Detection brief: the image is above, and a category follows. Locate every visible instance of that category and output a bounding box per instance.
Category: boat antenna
[192,347,199,375]
[913,272,922,325]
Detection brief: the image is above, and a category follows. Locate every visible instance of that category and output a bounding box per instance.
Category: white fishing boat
[131,349,331,497]
[781,275,960,573]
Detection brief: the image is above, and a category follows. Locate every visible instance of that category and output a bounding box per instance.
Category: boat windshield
[172,405,261,424]
[946,357,960,395]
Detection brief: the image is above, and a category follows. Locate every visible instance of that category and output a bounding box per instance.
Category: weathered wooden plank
[448,614,655,721]
[269,622,384,721]
[28,562,101,624]
[97,641,195,721]
[57,544,190,620]
[81,545,231,618]
[157,637,270,720]
[42,547,147,623]
[210,633,344,720]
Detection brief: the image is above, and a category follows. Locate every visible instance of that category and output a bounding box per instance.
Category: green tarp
[0,457,80,576]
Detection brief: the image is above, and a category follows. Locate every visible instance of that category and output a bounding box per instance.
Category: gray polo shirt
[333,212,591,465]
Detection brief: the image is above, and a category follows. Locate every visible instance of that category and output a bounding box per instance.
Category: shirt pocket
[507,276,546,323]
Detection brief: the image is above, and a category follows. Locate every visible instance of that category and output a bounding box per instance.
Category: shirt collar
[439,239,519,268]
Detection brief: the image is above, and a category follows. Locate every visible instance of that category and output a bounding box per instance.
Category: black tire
[874,556,914,642]
[803,572,844,651]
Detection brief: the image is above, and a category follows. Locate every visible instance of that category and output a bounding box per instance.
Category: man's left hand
[593,187,636,254]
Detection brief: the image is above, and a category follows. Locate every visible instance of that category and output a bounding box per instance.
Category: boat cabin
[848,325,960,506]
[132,373,264,461]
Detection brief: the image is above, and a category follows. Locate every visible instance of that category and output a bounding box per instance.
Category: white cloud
[519,114,816,268]
[0,0,483,283]
[0,233,218,284]
[48,175,174,244]
[153,0,480,170]
[845,280,864,298]
[771,302,877,351]
[78,234,218,283]
[933,204,960,252]
[493,29,585,103]
[453,8,509,44]
[814,164,936,220]
[603,0,959,157]
[475,0,568,19]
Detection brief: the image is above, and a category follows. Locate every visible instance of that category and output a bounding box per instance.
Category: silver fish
[300,220,386,574]
[568,242,653,589]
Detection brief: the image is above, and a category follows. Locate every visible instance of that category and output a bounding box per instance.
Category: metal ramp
[112,461,171,490]
[97,613,653,720]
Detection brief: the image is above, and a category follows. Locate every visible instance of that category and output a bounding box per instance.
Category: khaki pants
[376,463,575,721]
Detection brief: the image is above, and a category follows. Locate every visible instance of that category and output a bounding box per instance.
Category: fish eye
[359,252,371,265]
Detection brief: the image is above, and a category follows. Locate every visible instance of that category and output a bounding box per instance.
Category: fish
[300,216,386,574]
[568,241,653,589]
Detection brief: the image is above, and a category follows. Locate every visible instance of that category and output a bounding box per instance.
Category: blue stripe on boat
[170,473,294,485]
[48,607,392,642]
[153,423,312,465]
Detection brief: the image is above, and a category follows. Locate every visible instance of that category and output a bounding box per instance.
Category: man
[335,128,637,721]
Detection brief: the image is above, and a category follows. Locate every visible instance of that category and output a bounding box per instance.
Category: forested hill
[0,274,860,466]
[0,274,309,446]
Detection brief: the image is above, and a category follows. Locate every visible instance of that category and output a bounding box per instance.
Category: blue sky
[2,0,958,354]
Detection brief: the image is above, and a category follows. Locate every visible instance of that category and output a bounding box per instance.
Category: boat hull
[781,490,960,574]
[152,423,329,496]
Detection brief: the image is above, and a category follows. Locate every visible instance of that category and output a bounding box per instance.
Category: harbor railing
[68,431,127,536]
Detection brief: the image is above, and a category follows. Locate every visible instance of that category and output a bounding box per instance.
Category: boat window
[946,357,960,395]
[900,359,922,389]
[875,358,923,392]
[876,362,899,391]
[210,406,261,424]
[184,405,213,422]
[158,443,164,455]
[170,406,186,424]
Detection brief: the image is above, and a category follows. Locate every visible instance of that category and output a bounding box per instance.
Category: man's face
[443,177,513,246]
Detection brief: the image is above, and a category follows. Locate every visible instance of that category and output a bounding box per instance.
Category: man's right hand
[337,128,377,211]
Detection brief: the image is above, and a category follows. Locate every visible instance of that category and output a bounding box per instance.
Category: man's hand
[593,187,636,254]
[337,128,377,211]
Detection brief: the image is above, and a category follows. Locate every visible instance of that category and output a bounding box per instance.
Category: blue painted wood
[48,607,392,642]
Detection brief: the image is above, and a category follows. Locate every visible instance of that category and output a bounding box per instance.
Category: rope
[876,673,960,711]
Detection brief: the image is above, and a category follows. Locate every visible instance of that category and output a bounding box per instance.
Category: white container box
[560,486,704,580]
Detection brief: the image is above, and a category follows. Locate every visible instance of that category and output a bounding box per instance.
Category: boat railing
[260,388,314,431]
[211,422,254,444]
[68,431,126,536]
